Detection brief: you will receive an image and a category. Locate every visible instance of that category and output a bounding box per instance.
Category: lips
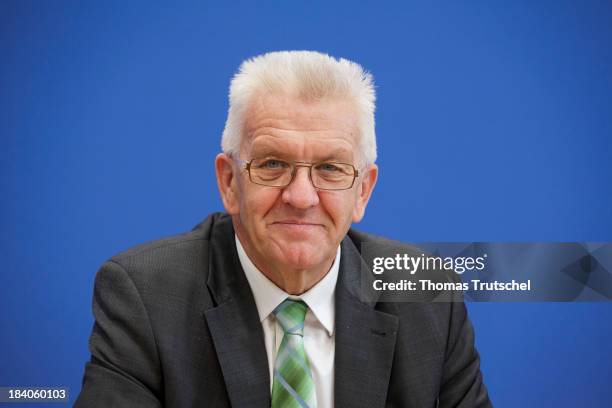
[271,220,323,234]
[274,220,321,226]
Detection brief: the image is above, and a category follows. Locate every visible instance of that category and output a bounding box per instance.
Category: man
[75,51,492,407]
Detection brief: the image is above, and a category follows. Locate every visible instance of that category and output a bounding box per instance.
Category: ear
[352,163,378,223]
[215,153,241,215]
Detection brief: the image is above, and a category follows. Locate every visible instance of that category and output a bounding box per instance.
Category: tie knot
[273,299,308,335]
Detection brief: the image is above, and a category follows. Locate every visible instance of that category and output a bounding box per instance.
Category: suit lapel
[203,215,271,408]
[335,235,399,408]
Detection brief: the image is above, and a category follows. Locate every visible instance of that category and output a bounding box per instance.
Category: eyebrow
[249,144,354,163]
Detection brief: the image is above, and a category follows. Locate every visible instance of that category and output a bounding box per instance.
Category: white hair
[221,50,377,164]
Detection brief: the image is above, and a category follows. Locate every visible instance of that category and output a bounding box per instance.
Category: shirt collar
[236,235,339,336]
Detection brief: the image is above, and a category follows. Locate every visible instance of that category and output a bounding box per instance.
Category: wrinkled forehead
[240,92,362,161]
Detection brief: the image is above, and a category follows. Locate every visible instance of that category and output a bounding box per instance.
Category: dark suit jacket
[75,212,491,407]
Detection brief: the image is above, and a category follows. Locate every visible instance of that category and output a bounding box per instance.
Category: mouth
[274,220,321,226]
[271,220,323,233]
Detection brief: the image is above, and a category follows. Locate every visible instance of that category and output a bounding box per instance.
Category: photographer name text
[373,279,531,292]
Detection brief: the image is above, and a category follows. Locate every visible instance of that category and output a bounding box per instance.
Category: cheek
[319,192,358,228]
[240,187,282,220]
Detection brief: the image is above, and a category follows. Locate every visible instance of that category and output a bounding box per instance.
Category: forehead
[242,92,361,160]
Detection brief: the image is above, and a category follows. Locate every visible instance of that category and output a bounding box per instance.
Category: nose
[281,166,320,209]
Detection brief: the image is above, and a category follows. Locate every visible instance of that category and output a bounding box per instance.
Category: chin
[273,242,328,270]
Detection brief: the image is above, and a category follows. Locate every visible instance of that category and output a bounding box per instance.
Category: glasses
[234,157,360,191]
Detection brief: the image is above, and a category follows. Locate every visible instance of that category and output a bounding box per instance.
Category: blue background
[2,1,611,406]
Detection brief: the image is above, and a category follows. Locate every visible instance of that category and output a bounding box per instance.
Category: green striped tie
[271,299,317,408]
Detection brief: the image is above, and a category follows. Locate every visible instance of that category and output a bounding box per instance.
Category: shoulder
[110,212,228,265]
[99,212,231,297]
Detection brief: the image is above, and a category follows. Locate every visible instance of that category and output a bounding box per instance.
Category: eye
[316,162,341,172]
[259,159,289,169]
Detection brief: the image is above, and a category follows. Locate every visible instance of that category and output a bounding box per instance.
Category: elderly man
[75,51,491,407]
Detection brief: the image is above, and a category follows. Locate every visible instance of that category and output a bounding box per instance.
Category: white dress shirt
[236,235,338,408]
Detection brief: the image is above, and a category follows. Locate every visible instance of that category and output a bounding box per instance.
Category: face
[216,92,378,276]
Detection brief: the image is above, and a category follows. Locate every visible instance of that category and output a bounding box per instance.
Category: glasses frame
[234,157,360,191]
